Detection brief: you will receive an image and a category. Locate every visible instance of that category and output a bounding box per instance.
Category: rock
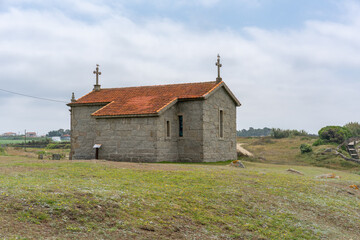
[38,154,43,160]
[287,168,303,175]
[324,148,332,153]
[52,154,61,160]
[316,173,341,179]
[349,184,359,190]
[229,160,245,168]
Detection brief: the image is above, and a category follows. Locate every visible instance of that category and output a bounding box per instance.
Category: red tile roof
[69,81,224,116]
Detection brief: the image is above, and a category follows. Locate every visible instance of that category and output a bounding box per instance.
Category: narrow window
[219,110,224,138]
[178,115,183,137]
[166,120,170,138]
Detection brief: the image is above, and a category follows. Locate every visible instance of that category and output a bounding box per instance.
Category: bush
[271,128,290,138]
[344,122,360,137]
[46,142,71,149]
[46,143,58,149]
[0,147,6,155]
[312,139,325,146]
[300,144,312,154]
[271,128,309,139]
[318,126,351,144]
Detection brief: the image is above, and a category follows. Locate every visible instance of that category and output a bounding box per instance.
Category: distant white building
[51,136,61,142]
[61,134,70,141]
[2,132,16,137]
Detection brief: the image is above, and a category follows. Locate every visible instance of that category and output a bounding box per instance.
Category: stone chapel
[67,56,241,162]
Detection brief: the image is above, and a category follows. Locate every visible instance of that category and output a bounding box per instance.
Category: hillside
[0,152,360,239]
[237,136,360,172]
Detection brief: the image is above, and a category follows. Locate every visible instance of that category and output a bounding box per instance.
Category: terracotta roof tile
[70,81,222,116]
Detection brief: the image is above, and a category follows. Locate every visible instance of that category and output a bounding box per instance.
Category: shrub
[300,144,312,154]
[0,147,6,155]
[271,128,309,139]
[312,139,325,146]
[292,130,309,136]
[46,143,58,149]
[271,128,290,139]
[46,142,71,149]
[344,122,360,137]
[318,126,351,144]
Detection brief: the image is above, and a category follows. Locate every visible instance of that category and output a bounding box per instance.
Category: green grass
[0,137,47,145]
[0,156,360,239]
[159,160,233,165]
[0,139,25,144]
[0,147,6,156]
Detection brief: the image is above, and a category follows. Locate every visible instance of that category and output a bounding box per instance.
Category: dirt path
[236,143,253,157]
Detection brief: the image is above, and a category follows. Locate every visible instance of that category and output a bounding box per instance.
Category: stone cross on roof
[215,54,222,83]
[93,64,102,91]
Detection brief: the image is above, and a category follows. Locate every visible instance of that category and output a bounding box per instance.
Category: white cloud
[179,0,260,8]
[196,0,220,7]
[0,1,360,134]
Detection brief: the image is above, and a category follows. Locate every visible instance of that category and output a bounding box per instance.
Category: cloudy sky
[1,0,359,135]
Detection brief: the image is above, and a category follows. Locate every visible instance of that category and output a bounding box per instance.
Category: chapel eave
[67,102,110,107]
[92,113,160,118]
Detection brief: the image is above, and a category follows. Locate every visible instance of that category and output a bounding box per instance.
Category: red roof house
[2,132,16,137]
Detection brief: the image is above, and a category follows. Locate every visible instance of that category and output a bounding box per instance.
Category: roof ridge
[99,81,217,90]
[201,81,223,97]
[70,80,230,116]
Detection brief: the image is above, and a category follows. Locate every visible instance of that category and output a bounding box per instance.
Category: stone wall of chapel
[95,117,158,162]
[155,100,204,162]
[156,104,180,162]
[176,101,204,162]
[202,87,237,162]
[71,105,158,161]
[70,105,103,160]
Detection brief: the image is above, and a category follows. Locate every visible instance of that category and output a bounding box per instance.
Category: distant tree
[237,127,272,137]
[344,122,360,137]
[63,129,70,135]
[271,128,290,138]
[46,129,70,137]
[271,128,309,139]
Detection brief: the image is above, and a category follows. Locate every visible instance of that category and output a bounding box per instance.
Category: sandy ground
[236,143,253,157]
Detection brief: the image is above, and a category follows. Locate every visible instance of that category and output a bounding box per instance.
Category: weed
[0,147,6,156]
[300,144,312,154]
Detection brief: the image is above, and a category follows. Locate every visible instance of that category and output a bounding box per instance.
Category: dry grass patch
[238,137,360,172]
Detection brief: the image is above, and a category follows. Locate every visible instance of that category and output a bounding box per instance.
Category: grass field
[0,148,360,239]
[0,139,24,144]
[0,137,47,145]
